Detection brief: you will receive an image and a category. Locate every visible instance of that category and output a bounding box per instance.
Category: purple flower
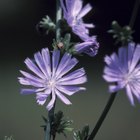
[103,43,140,105]
[18,48,87,111]
[74,36,99,57]
[60,0,94,40]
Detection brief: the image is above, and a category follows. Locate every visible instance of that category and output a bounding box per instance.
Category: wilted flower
[103,43,140,105]
[60,0,94,40]
[18,48,87,110]
[74,36,99,57]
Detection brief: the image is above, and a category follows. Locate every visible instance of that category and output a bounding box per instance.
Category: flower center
[48,79,56,88]
[124,72,137,85]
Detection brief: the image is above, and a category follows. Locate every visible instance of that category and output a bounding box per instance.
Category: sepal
[108,21,133,45]
[37,15,56,35]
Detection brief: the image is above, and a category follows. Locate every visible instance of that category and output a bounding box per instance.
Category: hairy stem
[56,0,62,40]
[45,102,56,140]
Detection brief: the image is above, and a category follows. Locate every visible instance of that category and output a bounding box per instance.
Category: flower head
[74,36,99,57]
[60,0,94,40]
[103,43,140,105]
[18,48,87,110]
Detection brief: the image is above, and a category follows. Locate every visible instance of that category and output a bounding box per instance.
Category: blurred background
[0,0,140,140]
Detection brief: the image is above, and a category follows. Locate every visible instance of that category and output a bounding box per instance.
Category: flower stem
[44,100,56,140]
[44,1,62,140]
[56,0,62,40]
[88,92,117,140]
[129,0,140,29]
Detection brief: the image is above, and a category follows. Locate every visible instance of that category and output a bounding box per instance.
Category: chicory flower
[18,48,87,110]
[103,43,140,105]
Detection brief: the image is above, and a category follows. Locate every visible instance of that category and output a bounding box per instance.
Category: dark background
[0,0,140,140]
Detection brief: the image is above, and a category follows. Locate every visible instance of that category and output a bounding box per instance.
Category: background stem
[129,0,140,29]
[88,92,117,140]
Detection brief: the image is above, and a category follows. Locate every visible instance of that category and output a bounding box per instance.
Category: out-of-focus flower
[60,0,94,40]
[103,43,140,105]
[74,36,99,57]
[18,48,87,111]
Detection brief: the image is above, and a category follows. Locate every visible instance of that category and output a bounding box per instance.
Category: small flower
[60,0,94,40]
[74,36,99,57]
[103,43,140,105]
[18,48,87,110]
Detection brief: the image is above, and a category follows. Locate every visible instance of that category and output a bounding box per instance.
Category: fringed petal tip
[37,99,46,105]
[80,87,86,91]
[108,85,120,93]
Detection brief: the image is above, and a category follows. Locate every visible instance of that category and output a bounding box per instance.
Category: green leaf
[73,125,90,140]
[41,111,73,138]
[4,136,14,140]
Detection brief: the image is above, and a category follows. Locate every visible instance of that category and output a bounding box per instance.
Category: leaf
[4,136,14,140]
[73,125,90,140]
[41,111,73,138]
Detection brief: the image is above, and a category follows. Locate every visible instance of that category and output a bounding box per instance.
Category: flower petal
[71,0,83,17]
[58,68,86,81]
[52,50,60,78]
[20,88,36,95]
[56,85,86,96]
[103,75,121,82]
[129,44,140,72]
[36,92,48,105]
[18,77,43,87]
[128,43,135,68]
[55,88,72,105]
[20,70,43,83]
[41,48,51,78]
[24,58,45,79]
[58,76,87,85]
[34,51,49,78]
[56,54,78,79]
[125,85,135,106]
[36,88,51,105]
[77,3,92,20]
[46,91,56,111]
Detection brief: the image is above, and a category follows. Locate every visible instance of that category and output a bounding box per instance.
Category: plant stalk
[129,0,140,29]
[44,1,62,139]
[88,92,117,140]
[56,0,62,40]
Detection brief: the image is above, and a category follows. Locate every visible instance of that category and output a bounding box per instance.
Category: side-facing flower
[103,43,140,105]
[60,0,94,40]
[74,36,99,57]
[18,48,87,111]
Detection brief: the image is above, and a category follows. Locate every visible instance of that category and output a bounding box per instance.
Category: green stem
[44,100,56,140]
[129,0,140,29]
[88,92,117,140]
[56,0,62,40]
[44,1,62,139]
[45,120,51,140]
